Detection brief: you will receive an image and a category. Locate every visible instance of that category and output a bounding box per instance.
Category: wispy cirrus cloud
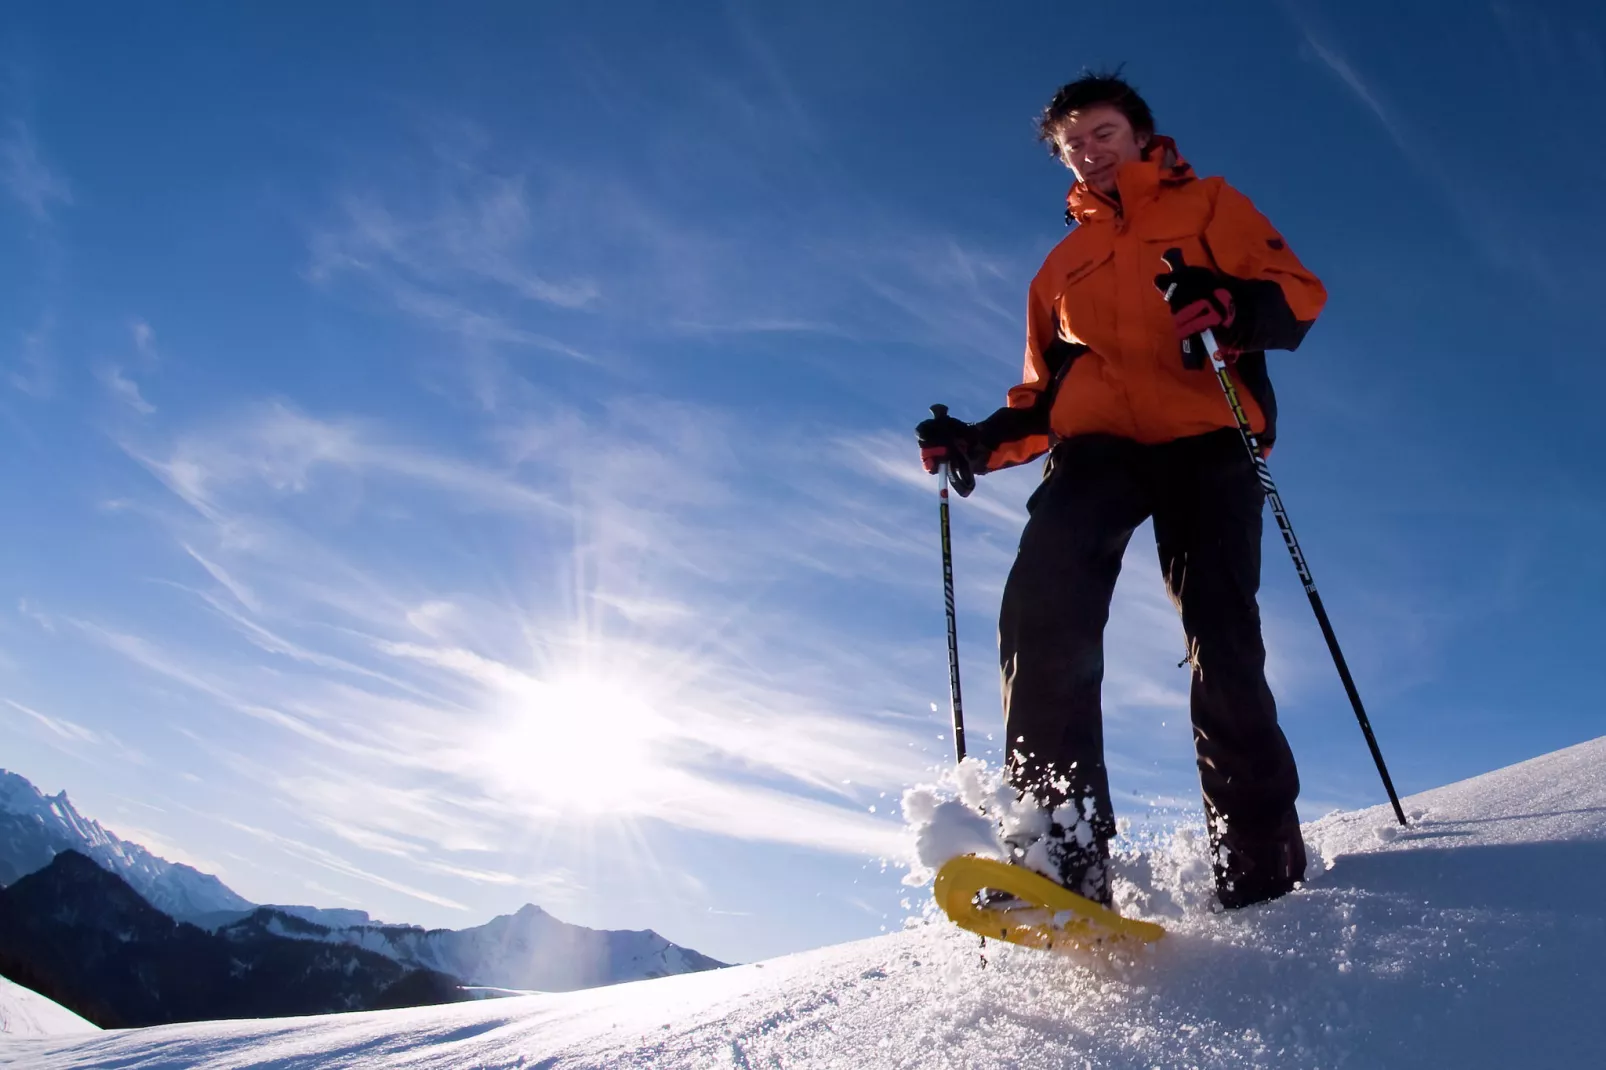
[96,320,163,415]
[131,319,158,362]
[1289,14,1483,261]
[4,697,102,746]
[304,105,1032,424]
[127,401,560,522]
[225,819,471,911]
[98,364,155,415]
[0,117,71,222]
[1,696,147,768]
[306,160,602,387]
[1285,1,1604,301]
[181,544,260,613]
[308,174,601,311]
[1,110,71,400]
[7,314,56,398]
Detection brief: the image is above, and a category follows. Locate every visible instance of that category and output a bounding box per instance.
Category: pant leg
[1150,431,1301,844]
[998,436,1150,840]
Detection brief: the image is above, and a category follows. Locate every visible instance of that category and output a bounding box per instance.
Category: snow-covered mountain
[1,770,388,932]
[0,975,99,1040]
[0,769,251,923]
[10,734,1604,1069]
[220,901,729,991]
[0,768,726,994]
[410,903,728,990]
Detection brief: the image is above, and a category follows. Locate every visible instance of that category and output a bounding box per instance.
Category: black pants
[997,430,1301,849]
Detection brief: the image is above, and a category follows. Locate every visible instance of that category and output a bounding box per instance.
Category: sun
[477,667,672,816]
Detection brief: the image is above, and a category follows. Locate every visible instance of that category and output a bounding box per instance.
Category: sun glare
[481,668,670,815]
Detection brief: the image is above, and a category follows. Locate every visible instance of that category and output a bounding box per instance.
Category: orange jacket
[979,137,1326,471]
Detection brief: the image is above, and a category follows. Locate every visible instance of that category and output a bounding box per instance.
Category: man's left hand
[1154,259,1236,341]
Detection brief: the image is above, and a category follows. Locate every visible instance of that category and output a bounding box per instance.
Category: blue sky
[1,0,1603,965]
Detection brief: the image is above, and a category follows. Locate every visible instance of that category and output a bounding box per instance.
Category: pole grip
[928,403,975,497]
[1160,248,1209,370]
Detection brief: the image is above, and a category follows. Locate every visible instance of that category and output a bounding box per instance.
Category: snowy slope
[7,735,1605,1069]
[0,976,99,1040]
[0,770,252,922]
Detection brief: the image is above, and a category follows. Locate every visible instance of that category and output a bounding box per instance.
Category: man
[917,72,1325,910]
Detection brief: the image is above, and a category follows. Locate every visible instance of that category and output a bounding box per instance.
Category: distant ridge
[219,900,730,992]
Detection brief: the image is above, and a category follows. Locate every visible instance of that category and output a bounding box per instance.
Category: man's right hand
[916,406,980,496]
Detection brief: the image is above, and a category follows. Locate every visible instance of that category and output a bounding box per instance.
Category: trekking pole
[928,437,984,964]
[929,404,967,765]
[1162,251,1408,827]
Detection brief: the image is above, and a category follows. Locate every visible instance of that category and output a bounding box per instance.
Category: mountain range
[0,768,727,993]
[216,901,728,992]
[0,850,468,1028]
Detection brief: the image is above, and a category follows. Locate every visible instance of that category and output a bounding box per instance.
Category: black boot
[1210,808,1306,910]
[1002,820,1112,906]
[1049,823,1113,906]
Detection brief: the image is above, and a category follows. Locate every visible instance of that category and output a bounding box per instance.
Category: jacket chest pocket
[1140,232,1215,277]
[1054,248,1115,346]
[1137,195,1217,275]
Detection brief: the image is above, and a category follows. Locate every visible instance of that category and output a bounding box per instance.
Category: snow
[0,976,99,1040]
[6,735,1606,1068]
[903,757,1108,894]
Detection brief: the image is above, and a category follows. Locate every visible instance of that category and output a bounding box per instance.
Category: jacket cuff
[1223,276,1315,352]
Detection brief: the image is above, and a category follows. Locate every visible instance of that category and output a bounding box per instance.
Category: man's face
[1053,105,1149,194]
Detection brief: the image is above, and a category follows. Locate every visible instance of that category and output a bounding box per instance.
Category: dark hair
[1037,69,1155,155]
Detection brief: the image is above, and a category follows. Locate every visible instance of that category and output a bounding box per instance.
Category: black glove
[915,405,979,497]
[1153,248,1237,369]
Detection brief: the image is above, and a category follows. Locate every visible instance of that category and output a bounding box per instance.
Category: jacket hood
[1065,135,1196,225]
